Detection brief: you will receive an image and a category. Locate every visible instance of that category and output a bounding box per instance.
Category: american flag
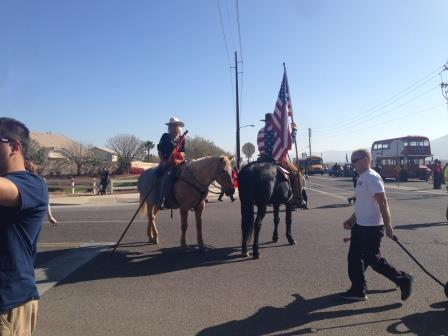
[257,68,293,162]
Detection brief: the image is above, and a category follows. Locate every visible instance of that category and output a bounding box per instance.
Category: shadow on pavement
[54,245,245,287]
[313,204,351,209]
[196,293,402,336]
[395,221,448,230]
[386,301,448,335]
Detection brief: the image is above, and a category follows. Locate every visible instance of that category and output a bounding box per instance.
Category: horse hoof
[252,253,260,260]
[154,237,159,245]
[272,237,279,243]
[148,237,154,244]
[288,239,296,245]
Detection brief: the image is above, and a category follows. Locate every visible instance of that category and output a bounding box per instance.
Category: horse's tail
[241,201,255,241]
[138,196,148,217]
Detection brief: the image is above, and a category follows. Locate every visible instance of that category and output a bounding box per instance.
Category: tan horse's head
[215,155,235,197]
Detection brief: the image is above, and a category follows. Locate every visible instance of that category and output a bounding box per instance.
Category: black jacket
[157,133,185,160]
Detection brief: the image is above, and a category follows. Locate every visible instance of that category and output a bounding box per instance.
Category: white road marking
[35,242,114,296]
[311,176,447,196]
[307,187,350,201]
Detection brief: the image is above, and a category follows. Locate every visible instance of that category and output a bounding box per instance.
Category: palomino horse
[137,155,235,250]
[238,160,304,259]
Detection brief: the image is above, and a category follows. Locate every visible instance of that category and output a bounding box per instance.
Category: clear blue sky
[1,0,447,156]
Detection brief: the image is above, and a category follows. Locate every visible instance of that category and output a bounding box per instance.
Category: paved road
[34,176,448,336]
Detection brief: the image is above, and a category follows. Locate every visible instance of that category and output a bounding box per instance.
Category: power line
[216,0,236,117]
[318,84,440,137]
[319,104,445,141]
[315,64,444,130]
[216,0,231,68]
[235,0,244,120]
[235,0,244,62]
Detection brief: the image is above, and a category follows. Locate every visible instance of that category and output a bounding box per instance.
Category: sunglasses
[351,156,365,164]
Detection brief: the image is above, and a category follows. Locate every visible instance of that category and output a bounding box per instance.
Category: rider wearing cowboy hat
[157,117,186,209]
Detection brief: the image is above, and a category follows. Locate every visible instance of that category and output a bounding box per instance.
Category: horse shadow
[50,245,245,287]
[386,301,448,335]
[196,292,402,336]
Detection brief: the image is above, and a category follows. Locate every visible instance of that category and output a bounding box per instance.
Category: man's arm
[343,212,356,230]
[374,192,394,239]
[0,177,20,207]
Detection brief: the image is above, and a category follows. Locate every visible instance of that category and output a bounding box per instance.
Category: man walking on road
[340,149,413,301]
[0,118,48,335]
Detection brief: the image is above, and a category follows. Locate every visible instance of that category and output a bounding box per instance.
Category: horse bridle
[177,161,231,202]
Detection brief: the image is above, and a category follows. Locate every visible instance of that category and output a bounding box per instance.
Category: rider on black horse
[257,113,303,208]
[157,117,187,209]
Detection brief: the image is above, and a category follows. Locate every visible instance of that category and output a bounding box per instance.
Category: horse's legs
[253,204,267,259]
[285,203,296,245]
[180,207,189,248]
[151,205,159,244]
[147,203,159,244]
[241,201,254,257]
[146,202,153,242]
[194,202,205,248]
[272,204,280,242]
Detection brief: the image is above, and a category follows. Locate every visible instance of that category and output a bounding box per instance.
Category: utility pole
[308,128,312,157]
[235,51,241,169]
[441,63,448,113]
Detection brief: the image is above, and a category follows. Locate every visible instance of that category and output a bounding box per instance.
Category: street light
[239,124,255,129]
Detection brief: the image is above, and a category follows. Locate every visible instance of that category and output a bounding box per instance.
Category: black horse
[238,160,303,259]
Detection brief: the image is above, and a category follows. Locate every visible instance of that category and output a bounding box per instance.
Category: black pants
[348,224,405,293]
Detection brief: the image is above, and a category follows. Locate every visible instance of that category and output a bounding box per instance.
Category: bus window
[410,141,418,146]
[423,140,429,146]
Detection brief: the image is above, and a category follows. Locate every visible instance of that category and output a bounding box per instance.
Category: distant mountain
[430,134,448,160]
[320,150,351,164]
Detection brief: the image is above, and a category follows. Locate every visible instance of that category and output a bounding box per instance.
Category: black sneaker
[399,273,413,301]
[339,289,367,301]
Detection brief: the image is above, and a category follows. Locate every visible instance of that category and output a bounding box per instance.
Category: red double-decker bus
[371,136,432,181]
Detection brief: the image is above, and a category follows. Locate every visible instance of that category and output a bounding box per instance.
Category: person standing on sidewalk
[0,117,48,335]
[340,148,413,301]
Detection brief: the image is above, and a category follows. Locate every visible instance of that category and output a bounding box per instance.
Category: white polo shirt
[355,168,385,226]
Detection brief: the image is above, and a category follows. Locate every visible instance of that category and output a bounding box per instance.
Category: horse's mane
[185,155,230,174]
[281,160,299,174]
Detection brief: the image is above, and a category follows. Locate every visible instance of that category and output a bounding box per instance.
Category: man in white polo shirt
[340,149,413,301]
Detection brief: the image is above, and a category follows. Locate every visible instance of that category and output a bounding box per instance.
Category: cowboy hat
[260,113,273,122]
[165,117,185,127]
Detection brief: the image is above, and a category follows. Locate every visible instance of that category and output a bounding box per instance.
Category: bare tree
[63,142,93,176]
[28,139,47,174]
[106,134,144,174]
[185,136,229,159]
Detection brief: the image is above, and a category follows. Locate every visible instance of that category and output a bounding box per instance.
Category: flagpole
[283,62,299,165]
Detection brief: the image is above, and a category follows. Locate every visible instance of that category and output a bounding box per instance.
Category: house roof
[90,146,117,155]
[31,132,76,149]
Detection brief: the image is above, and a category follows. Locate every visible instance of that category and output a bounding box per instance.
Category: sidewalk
[49,187,231,206]
[50,193,140,206]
